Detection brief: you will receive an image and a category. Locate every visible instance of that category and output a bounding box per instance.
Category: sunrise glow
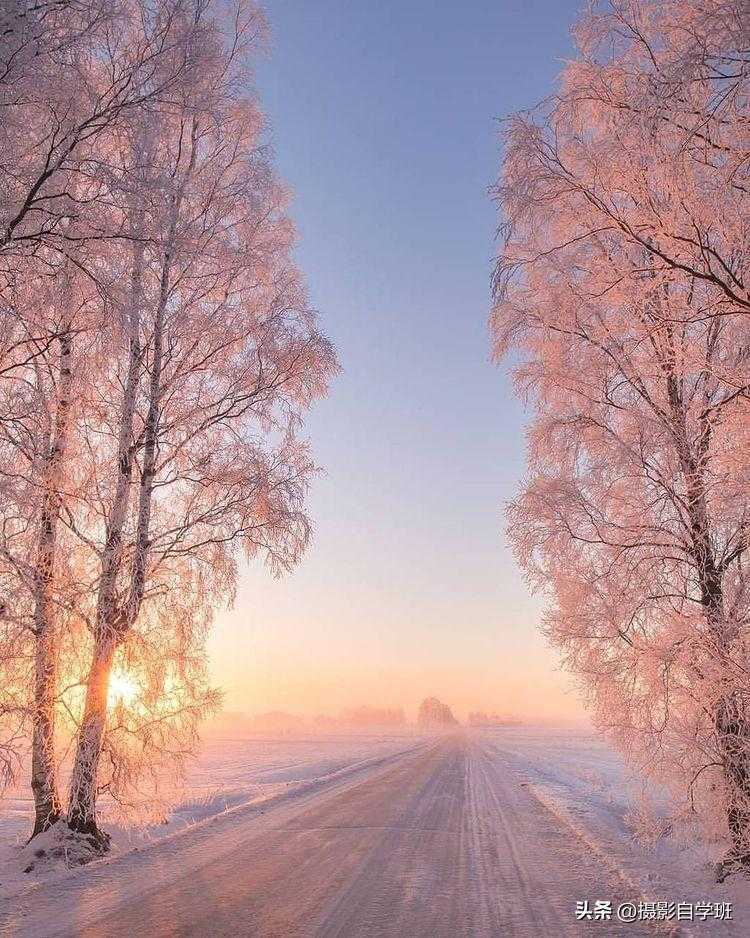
[107,670,139,709]
[1,0,747,933]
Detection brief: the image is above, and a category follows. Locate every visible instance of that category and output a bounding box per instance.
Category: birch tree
[0,1,218,832]
[0,0,335,848]
[0,258,98,835]
[493,0,750,875]
[63,1,336,844]
[0,0,199,266]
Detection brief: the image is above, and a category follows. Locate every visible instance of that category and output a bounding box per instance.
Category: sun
[108,669,139,708]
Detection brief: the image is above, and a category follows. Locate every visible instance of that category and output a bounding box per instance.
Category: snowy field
[1,725,749,935]
[0,729,423,901]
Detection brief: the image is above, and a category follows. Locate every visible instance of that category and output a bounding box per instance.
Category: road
[2,734,672,937]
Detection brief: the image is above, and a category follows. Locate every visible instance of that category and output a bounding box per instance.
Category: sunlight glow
[108,670,139,708]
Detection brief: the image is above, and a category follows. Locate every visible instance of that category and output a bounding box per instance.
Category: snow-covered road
[2,732,682,937]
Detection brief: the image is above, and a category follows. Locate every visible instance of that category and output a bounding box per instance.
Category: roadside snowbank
[0,731,423,901]
[476,726,750,935]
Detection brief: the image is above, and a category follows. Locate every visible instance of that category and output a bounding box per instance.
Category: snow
[475,726,750,935]
[0,729,423,901]
[17,824,105,876]
[1,726,750,935]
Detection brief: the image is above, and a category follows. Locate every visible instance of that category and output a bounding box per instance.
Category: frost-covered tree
[417,698,457,728]
[0,0,201,268]
[63,1,336,845]
[0,0,336,849]
[0,0,227,836]
[0,255,103,835]
[492,0,750,875]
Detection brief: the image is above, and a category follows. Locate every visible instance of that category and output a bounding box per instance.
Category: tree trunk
[66,635,116,845]
[68,247,166,841]
[30,630,62,837]
[64,199,148,843]
[29,326,73,838]
[716,691,750,862]
[704,595,750,868]
[66,126,194,843]
[662,357,750,863]
[701,592,750,866]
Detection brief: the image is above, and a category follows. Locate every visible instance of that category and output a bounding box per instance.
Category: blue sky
[212,0,587,722]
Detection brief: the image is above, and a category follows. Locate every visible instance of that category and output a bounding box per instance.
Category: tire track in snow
[465,735,678,937]
[3,733,683,937]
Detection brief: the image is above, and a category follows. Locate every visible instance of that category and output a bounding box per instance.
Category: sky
[209,0,587,724]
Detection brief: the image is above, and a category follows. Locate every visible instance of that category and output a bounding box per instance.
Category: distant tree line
[418,697,457,728]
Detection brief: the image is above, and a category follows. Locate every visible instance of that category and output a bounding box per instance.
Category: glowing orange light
[108,670,138,707]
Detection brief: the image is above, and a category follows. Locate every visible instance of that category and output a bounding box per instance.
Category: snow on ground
[3,724,750,935]
[475,725,750,934]
[2,731,655,936]
[0,729,423,901]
